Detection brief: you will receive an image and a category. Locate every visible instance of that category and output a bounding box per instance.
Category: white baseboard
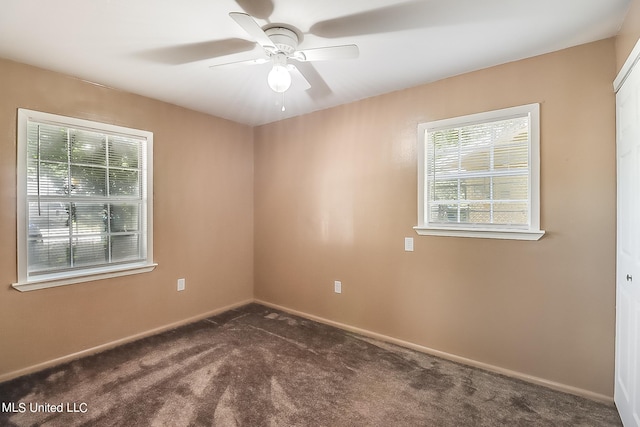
[0,299,253,383]
[254,299,614,404]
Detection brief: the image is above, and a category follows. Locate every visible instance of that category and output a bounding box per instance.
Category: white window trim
[12,109,156,292]
[414,103,544,240]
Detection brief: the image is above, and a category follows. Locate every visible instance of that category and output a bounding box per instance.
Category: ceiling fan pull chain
[281,92,286,112]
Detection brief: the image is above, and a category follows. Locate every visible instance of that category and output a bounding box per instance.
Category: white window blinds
[427,116,530,227]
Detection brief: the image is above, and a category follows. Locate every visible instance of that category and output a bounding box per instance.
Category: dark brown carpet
[0,303,622,426]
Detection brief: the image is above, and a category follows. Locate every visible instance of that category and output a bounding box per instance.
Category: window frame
[414,103,544,240]
[13,109,156,292]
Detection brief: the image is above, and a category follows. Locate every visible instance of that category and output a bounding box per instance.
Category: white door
[616,48,640,427]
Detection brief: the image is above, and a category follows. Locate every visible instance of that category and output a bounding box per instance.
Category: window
[415,103,544,240]
[14,109,155,291]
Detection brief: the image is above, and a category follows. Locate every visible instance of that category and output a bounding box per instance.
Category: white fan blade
[295,44,359,62]
[209,57,268,69]
[288,65,311,90]
[293,62,332,98]
[234,0,274,20]
[229,12,276,52]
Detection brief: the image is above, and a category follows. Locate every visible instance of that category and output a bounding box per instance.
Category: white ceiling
[0,0,630,126]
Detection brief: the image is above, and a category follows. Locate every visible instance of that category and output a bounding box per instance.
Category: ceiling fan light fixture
[224,13,360,97]
[267,54,292,93]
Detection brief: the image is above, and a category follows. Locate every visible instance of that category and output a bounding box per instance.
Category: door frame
[614,39,640,93]
[614,36,640,427]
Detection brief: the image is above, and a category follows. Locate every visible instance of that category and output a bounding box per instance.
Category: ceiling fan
[211,12,359,94]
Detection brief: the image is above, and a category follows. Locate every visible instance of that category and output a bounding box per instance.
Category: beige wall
[0,59,254,379]
[254,39,618,398]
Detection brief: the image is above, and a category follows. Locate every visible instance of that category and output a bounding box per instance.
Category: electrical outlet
[177,278,185,291]
[334,280,342,294]
[404,237,414,252]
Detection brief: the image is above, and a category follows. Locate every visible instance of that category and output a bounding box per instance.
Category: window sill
[11,263,158,292]
[413,226,545,241]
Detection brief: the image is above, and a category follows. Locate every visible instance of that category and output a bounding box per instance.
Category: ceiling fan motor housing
[265,27,298,55]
